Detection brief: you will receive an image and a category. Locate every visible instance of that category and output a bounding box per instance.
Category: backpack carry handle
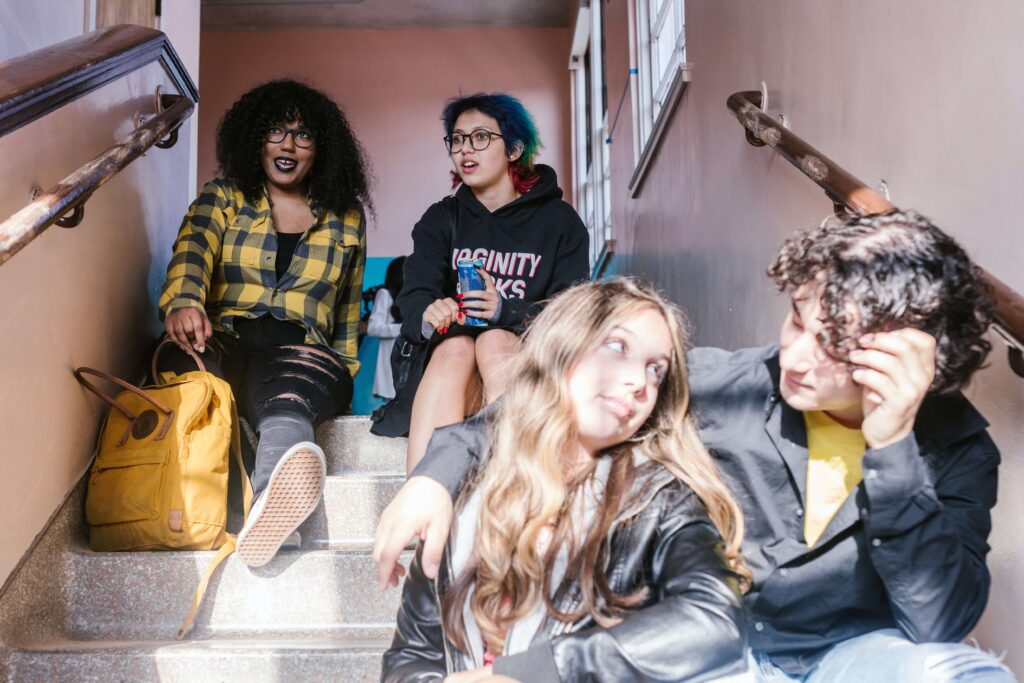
[73,367,175,445]
[151,337,207,385]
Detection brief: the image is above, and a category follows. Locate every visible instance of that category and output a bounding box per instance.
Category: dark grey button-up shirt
[687,345,998,674]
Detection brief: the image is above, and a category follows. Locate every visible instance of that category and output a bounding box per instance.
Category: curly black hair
[215,79,372,218]
[768,210,994,394]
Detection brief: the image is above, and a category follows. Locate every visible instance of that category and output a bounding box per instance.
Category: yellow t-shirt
[803,411,866,547]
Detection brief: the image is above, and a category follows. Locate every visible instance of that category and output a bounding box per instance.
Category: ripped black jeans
[157,316,353,496]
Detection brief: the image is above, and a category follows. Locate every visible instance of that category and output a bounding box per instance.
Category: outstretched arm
[375,407,493,589]
[159,179,234,351]
[380,546,449,682]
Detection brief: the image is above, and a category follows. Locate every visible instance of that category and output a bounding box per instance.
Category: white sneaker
[236,442,325,567]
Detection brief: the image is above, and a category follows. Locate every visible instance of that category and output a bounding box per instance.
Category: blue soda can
[457,258,488,327]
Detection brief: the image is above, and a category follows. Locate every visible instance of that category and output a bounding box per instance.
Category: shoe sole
[236,449,324,567]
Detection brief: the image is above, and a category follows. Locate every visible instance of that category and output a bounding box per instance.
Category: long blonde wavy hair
[442,278,748,656]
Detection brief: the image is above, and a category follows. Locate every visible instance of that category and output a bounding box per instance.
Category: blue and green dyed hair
[442,93,543,175]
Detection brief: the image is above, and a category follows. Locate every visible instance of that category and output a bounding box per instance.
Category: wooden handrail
[726,90,1024,377]
[0,25,198,268]
[0,94,194,267]
[0,24,197,137]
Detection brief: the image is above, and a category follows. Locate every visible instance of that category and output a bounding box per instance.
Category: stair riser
[5,650,387,683]
[300,477,405,545]
[316,418,406,475]
[64,552,406,640]
[0,417,414,677]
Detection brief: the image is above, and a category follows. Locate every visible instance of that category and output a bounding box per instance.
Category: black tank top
[275,231,302,280]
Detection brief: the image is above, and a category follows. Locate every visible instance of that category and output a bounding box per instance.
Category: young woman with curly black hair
[158,79,371,567]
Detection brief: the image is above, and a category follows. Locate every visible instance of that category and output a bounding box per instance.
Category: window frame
[569,1,613,276]
[627,0,690,196]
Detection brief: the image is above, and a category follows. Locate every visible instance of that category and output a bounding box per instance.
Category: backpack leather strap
[152,337,207,384]
[176,537,236,640]
[177,391,253,640]
[73,367,175,445]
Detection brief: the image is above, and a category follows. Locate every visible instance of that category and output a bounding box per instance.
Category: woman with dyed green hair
[391,92,590,472]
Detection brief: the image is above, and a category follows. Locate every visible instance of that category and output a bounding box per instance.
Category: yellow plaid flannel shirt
[159,178,365,376]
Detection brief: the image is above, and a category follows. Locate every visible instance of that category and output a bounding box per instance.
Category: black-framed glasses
[265,125,315,149]
[443,128,504,153]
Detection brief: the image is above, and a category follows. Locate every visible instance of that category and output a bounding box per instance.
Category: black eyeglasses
[265,125,315,149]
[443,129,504,153]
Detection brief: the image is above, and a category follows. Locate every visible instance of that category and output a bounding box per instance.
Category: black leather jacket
[381,422,748,682]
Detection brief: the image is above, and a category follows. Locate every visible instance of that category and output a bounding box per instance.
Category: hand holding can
[457,259,494,326]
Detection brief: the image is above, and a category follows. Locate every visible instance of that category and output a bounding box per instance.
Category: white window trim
[627,0,691,197]
[569,0,612,274]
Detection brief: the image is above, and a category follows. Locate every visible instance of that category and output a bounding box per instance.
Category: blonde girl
[382,278,749,682]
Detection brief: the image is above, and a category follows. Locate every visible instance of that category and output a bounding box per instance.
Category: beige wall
[160,0,202,197]
[198,27,572,258]
[0,1,200,587]
[602,0,1024,671]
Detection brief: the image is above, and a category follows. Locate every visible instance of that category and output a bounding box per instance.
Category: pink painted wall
[198,27,573,258]
[598,0,1024,671]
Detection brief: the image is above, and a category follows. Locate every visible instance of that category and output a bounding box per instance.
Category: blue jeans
[736,629,1016,683]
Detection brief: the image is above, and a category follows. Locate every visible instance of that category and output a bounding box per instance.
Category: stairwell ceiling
[201,0,575,30]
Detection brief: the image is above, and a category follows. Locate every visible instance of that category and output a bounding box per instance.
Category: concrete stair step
[299,474,405,546]
[316,416,406,476]
[60,545,408,640]
[2,632,394,682]
[0,418,415,680]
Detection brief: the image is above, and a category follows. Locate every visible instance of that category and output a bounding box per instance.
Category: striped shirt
[159,178,365,376]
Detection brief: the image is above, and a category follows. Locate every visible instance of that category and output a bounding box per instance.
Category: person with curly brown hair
[375,211,1017,682]
[158,79,371,567]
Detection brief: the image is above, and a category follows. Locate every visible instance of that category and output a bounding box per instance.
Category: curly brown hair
[768,210,994,394]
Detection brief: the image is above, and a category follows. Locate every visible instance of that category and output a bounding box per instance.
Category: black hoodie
[398,164,589,342]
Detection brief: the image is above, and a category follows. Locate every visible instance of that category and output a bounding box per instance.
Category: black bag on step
[369,335,430,437]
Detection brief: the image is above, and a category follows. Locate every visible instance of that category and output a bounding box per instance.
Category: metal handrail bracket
[0,26,198,268]
[0,95,194,267]
[726,89,1024,376]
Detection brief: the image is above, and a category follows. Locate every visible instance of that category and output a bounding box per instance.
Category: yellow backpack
[74,339,253,637]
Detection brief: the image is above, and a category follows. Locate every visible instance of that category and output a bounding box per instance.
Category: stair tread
[0,416,412,678]
[10,630,395,652]
[324,473,406,482]
[66,541,390,556]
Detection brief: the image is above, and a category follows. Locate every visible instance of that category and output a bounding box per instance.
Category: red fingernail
[456,294,464,299]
